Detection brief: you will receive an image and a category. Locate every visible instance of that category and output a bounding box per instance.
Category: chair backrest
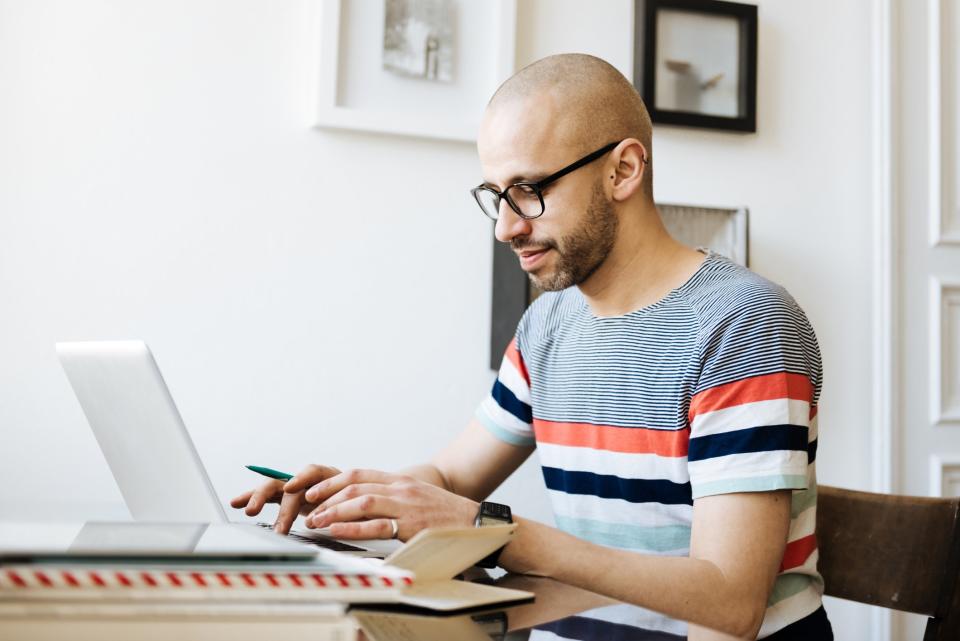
[816,485,960,640]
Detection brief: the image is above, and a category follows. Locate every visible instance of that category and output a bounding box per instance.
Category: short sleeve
[686,294,821,499]
[475,337,536,446]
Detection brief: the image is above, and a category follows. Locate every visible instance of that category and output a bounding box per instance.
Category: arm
[298,420,533,537]
[402,418,535,500]
[498,490,791,640]
[307,468,790,638]
[230,419,531,535]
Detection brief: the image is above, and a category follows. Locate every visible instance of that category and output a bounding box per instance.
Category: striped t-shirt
[477,252,824,638]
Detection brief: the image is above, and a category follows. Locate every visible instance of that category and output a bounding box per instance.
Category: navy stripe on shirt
[542,466,693,506]
[536,615,686,641]
[688,424,809,462]
[492,379,532,423]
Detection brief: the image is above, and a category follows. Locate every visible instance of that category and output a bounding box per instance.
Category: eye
[511,184,539,200]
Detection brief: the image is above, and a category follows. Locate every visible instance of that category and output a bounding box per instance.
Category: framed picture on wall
[633,0,758,132]
[315,0,516,142]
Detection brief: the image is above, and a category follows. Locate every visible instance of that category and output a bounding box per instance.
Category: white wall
[0,0,880,637]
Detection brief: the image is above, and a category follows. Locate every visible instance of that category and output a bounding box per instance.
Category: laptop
[55,340,383,558]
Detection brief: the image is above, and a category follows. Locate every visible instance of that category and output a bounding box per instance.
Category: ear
[607,139,648,203]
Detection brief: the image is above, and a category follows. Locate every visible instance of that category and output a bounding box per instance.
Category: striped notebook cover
[0,565,412,602]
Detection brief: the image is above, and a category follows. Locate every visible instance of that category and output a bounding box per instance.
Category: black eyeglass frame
[471,140,645,221]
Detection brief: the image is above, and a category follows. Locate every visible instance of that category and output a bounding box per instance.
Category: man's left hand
[302,469,479,541]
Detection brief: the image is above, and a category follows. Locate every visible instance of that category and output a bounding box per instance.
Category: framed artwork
[315,0,516,142]
[489,204,749,368]
[633,0,758,132]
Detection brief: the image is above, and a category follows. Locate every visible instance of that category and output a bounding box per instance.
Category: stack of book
[0,524,532,640]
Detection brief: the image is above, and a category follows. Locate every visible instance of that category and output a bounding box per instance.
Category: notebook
[0,525,534,612]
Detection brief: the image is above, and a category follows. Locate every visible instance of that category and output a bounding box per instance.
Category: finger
[304,469,401,503]
[230,490,254,508]
[328,518,399,541]
[283,464,341,494]
[274,489,306,534]
[304,483,392,521]
[310,494,399,529]
[245,480,284,516]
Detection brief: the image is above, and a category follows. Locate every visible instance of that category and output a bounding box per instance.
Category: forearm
[500,517,766,639]
[402,421,534,501]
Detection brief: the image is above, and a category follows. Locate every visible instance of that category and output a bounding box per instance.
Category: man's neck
[577,208,706,318]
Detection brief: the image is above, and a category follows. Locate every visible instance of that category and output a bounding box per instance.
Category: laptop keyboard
[255,522,369,553]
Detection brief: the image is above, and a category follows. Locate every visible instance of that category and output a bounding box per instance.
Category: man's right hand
[229,464,341,534]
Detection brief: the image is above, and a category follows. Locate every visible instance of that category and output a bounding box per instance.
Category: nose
[494,199,533,244]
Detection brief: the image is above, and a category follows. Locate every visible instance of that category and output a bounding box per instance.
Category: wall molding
[872,0,896,493]
[871,0,896,637]
[930,277,960,425]
[929,0,960,246]
[930,455,960,496]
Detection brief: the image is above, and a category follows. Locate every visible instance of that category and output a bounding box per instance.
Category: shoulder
[682,255,811,336]
[514,287,584,352]
[681,255,822,394]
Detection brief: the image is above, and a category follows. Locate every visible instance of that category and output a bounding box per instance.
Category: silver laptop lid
[56,340,227,524]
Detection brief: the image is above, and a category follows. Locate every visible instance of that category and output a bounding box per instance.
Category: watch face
[477,502,512,526]
[479,515,506,527]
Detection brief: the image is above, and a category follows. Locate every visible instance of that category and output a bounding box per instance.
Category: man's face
[477,98,619,292]
[513,180,618,291]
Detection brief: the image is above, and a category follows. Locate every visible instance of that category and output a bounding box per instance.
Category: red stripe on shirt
[780,533,818,572]
[505,338,530,386]
[534,419,689,457]
[689,372,813,422]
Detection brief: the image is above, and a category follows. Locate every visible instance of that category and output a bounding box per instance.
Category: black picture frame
[634,0,758,133]
[489,234,532,370]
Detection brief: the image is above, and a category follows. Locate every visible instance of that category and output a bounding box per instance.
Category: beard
[512,181,618,292]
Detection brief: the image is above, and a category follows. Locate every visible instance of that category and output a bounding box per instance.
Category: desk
[0,573,682,641]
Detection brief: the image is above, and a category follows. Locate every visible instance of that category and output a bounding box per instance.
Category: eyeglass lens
[475,185,545,221]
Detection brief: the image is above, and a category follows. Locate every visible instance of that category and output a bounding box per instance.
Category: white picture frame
[315,0,517,142]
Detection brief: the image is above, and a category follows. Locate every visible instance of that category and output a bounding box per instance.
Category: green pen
[246,465,294,482]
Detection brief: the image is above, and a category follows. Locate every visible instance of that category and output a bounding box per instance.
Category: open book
[0,524,532,613]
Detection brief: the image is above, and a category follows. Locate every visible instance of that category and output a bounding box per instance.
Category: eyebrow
[482,171,550,190]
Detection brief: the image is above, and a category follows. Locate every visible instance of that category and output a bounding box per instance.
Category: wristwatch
[474,501,512,568]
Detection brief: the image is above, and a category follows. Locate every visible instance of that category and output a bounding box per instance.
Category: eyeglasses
[470,141,635,221]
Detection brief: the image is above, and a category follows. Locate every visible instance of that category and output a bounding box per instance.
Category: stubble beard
[525,182,618,292]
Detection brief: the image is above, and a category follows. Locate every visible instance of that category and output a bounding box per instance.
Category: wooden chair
[816,485,960,640]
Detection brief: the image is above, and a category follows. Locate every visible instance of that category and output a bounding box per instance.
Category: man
[231,54,830,640]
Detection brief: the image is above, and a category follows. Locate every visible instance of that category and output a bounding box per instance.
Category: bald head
[484,53,654,199]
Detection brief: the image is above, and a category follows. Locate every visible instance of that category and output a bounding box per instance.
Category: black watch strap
[474,502,512,569]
